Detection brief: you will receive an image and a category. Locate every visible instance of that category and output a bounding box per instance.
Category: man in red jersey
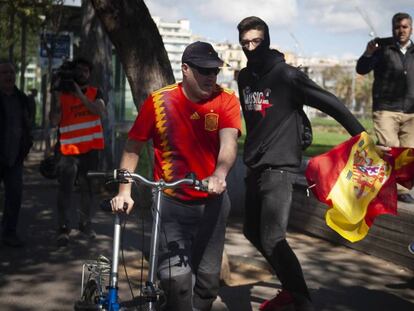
[111,41,241,311]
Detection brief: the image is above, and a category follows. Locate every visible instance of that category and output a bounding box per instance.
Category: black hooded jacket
[238,50,365,172]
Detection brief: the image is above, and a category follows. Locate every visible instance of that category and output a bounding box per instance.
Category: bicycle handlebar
[87,169,208,192]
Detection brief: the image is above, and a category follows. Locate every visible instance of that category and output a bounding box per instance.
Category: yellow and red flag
[305,131,414,242]
[391,147,414,189]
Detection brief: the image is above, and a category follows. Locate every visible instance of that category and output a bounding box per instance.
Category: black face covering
[241,25,271,70]
[243,42,269,65]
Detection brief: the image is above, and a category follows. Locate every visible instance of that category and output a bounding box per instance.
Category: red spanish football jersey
[129,83,241,200]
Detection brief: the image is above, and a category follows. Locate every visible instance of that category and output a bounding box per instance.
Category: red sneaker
[259,290,294,311]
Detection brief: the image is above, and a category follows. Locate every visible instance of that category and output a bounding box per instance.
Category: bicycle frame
[107,213,122,310]
[76,213,122,311]
[75,169,205,311]
[141,184,163,310]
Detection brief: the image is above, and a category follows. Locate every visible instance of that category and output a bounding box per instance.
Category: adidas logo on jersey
[190,112,200,120]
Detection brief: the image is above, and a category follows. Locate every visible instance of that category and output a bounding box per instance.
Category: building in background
[19,13,367,124]
[153,17,192,81]
[291,57,359,117]
[153,17,248,93]
[214,42,246,93]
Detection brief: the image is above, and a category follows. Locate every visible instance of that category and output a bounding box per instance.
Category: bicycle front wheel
[135,303,158,311]
[74,279,100,311]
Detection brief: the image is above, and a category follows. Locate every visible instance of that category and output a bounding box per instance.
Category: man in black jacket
[0,59,33,247]
[356,12,414,203]
[236,17,367,311]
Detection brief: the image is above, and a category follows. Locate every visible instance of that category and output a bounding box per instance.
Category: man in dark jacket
[236,17,367,311]
[0,59,33,247]
[356,12,414,203]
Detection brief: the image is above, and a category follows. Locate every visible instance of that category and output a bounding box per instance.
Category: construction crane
[354,3,377,38]
[289,32,304,57]
[352,3,378,112]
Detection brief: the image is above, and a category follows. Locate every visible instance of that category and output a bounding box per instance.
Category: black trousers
[0,163,23,237]
[56,150,99,228]
[157,192,231,311]
[244,168,310,299]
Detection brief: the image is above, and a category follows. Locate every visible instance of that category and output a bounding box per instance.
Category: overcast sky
[146,0,414,59]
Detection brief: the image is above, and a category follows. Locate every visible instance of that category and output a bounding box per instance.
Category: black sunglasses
[187,63,220,76]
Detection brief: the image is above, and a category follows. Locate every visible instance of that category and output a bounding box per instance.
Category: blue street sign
[39,32,73,68]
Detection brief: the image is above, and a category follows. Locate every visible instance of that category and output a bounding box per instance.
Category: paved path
[0,152,413,311]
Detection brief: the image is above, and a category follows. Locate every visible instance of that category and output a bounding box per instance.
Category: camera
[374,37,394,48]
[52,61,76,93]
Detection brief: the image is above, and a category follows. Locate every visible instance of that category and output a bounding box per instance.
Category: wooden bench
[290,177,414,270]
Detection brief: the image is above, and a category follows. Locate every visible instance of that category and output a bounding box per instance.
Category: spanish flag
[305,131,414,242]
[391,147,414,189]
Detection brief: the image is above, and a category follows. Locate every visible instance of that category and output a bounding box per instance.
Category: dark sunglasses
[187,63,220,76]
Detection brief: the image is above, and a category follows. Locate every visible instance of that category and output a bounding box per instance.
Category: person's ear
[182,63,190,77]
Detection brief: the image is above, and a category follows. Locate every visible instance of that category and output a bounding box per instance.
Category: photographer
[51,57,107,247]
[356,12,414,203]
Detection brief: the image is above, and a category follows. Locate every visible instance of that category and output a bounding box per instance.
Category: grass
[305,117,374,157]
[311,116,374,130]
[304,131,351,157]
[132,117,371,173]
[238,117,374,157]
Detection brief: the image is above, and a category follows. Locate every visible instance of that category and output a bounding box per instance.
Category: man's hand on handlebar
[110,193,134,215]
[203,174,226,195]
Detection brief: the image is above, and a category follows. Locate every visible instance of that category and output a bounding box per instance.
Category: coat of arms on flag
[305,132,414,242]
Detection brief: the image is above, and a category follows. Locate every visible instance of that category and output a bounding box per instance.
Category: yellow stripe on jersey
[222,87,234,95]
[152,83,178,96]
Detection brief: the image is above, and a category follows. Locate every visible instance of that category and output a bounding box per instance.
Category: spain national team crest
[205,113,219,131]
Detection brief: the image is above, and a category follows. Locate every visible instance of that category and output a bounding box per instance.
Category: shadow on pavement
[1,155,414,311]
[313,286,414,311]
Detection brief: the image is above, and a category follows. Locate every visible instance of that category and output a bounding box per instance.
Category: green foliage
[238,116,375,157]
[319,65,374,117]
[0,1,48,60]
[302,117,374,156]
[0,0,64,67]
[304,131,350,157]
[311,116,373,131]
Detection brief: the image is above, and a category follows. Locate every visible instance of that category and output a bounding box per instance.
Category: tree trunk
[90,0,175,111]
[90,0,232,281]
[79,0,114,169]
[19,15,27,91]
[8,8,15,62]
[42,55,54,155]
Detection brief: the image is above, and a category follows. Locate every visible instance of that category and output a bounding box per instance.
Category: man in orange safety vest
[51,57,107,247]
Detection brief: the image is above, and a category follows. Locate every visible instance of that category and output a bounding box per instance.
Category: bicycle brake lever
[194,179,209,192]
[185,172,207,191]
[116,169,131,184]
[185,172,197,181]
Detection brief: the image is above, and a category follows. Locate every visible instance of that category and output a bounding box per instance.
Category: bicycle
[74,169,206,311]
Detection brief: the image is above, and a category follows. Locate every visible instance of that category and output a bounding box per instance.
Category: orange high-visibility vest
[59,86,104,155]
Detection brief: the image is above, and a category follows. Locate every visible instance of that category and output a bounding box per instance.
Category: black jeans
[157,192,231,311]
[0,163,23,237]
[56,150,98,228]
[244,168,310,299]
